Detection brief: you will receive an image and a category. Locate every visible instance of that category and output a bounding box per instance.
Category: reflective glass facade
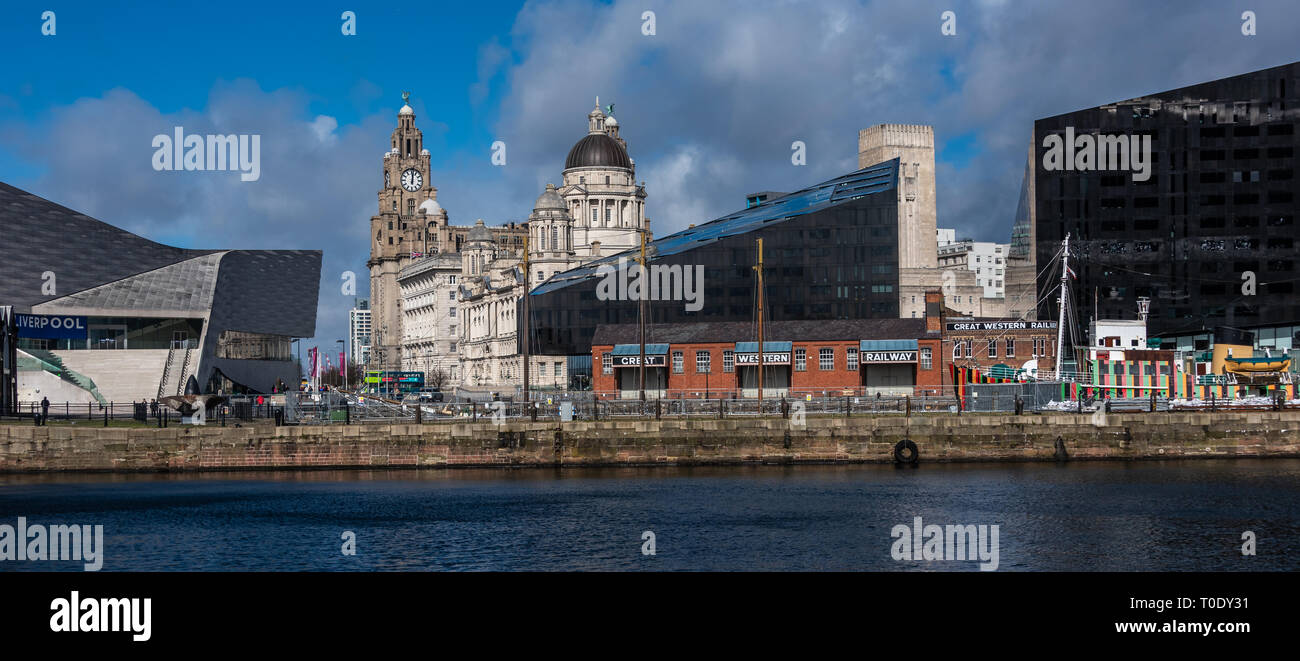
[525,160,903,356]
[1034,62,1300,338]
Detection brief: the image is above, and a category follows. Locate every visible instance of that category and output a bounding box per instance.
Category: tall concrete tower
[858,124,939,270]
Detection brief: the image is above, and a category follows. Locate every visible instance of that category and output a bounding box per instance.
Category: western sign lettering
[734,352,791,365]
[861,350,917,363]
[14,314,88,340]
[944,321,1058,331]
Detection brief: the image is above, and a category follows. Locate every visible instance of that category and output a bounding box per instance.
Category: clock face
[401,168,423,192]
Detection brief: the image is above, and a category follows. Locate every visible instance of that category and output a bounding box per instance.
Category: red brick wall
[596,338,945,397]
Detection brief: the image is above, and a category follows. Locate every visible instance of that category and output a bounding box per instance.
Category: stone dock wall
[2,411,1299,472]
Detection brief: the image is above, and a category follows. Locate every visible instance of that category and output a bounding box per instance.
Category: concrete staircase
[52,350,171,404]
[18,349,108,405]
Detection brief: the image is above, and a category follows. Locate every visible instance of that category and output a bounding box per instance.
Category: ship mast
[756,238,765,409]
[1055,233,1070,378]
[638,230,647,401]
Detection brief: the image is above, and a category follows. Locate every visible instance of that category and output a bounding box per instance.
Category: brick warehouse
[592,291,1060,398]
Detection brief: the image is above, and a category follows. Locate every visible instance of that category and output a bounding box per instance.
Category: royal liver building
[389,98,648,391]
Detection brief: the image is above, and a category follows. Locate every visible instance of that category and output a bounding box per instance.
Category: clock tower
[367,92,447,371]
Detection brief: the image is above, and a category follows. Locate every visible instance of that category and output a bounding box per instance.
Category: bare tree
[427,367,449,391]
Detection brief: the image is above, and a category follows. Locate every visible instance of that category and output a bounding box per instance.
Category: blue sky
[1,0,1297,357]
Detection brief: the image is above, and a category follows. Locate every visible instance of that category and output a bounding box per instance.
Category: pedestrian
[40,396,50,426]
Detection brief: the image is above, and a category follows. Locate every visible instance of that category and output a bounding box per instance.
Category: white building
[936,235,1011,299]
[399,100,647,393]
[348,302,372,368]
[1088,319,1149,361]
[397,253,462,386]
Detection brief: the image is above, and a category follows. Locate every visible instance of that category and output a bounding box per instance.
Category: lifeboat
[1224,354,1291,374]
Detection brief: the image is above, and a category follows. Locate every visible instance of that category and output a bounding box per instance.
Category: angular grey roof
[533,160,899,297]
[0,182,215,310]
[34,252,224,316]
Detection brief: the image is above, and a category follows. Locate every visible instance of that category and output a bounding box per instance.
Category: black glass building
[525,159,903,357]
[1033,61,1299,339]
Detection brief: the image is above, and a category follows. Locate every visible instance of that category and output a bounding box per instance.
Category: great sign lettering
[734,352,791,365]
[614,355,666,367]
[861,350,917,363]
[14,314,88,340]
[944,321,1058,331]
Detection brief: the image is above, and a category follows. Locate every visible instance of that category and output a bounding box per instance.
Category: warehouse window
[795,348,807,371]
[920,348,932,370]
[1005,338,1015,358]
[953,341,962,360]
[602,354,612,375]
[672,351,684,374]
[846,348,859,371]
[723,350,734,373]
[987,340,997,358]
[696,351,711,374]
[819,348,834,371]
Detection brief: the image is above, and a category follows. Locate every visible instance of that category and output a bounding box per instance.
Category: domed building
[557,98,648,258]
[393,96,650,393]
[526,183,576,285]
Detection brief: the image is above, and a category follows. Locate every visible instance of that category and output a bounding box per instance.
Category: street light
[336,339,345,389]
[291,338,302,390]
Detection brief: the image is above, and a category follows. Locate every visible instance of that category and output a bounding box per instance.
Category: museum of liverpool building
[0,182,321,411]
[526,158,907,386]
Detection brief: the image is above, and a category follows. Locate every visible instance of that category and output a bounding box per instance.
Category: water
[2,460,1298,571]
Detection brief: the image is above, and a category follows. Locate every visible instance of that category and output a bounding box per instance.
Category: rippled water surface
[2,460,1297,571]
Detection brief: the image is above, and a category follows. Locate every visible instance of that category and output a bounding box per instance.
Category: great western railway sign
[735,352,791,365]
[614,355,666,368]
[945,321,1058,331]
[861,350,917,363]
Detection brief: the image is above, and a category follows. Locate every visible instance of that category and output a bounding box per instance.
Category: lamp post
[291,338,302,390]
[336,339,345,389]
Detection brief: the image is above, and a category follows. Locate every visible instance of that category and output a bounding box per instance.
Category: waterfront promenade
[3,410,1299,472]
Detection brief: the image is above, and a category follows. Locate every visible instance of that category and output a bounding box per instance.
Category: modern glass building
[525,159,903,359]
[1033,61,1299,341]
[0,182,320,406]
